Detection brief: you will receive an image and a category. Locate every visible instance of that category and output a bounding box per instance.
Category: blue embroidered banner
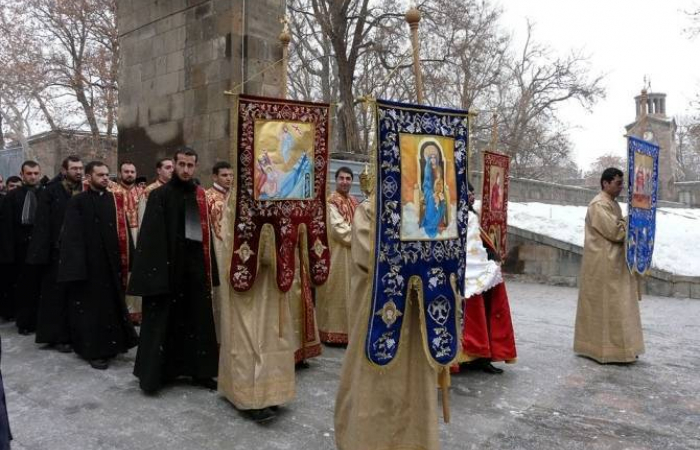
[626,136,659,275]
[365,99,469,367]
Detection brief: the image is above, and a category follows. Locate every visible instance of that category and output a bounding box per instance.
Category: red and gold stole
[328,191,359,224]
[195,186,213,290]
[112,192,130,291]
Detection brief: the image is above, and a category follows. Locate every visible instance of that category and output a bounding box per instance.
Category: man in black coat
[0,161,43,334]
[27,155,84,352]
[129,147,219,393]
[58,161,137,370]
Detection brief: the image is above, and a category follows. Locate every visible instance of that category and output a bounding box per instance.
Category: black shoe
[18,328,31,336]
[192,377,217,391]
[482,362,504,374]
[245,408,276,423]
[55,343,72,354]
[295,360,310,370]
[89,359,109,370]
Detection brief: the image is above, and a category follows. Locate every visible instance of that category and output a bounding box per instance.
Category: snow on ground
[505,201,700,277]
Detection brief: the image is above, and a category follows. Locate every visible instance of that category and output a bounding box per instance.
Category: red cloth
[460,282,517,362]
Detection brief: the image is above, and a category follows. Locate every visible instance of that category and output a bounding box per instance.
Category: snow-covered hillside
[506,202,700,277]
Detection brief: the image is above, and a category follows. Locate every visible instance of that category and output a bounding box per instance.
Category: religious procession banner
[626,136,659,275]
[480,151,510,261]
[229,94,331,292]
[366,99,469,368]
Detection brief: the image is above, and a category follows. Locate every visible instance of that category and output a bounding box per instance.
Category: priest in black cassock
[27,156,84,353]
[129,147,219,394]
[57,161,138,370]
[0,161,43,334]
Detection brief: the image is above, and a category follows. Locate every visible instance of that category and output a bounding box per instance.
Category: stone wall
[117,0,285,182]
[504,225,700,299]
[676,181,700,207]
[0,131,117,179]
[470,171,688,208]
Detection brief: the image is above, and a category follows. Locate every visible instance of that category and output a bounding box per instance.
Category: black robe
[0,194,9,321]
[0,185,42,331]
[57,189,138,360]
[27,178,80,344]
[129,177,219,392]
[0,336,11,449]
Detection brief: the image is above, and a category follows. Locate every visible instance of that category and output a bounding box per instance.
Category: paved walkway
[2,281,699,450]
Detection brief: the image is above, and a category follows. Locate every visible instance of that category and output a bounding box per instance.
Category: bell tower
[625,86,679,201]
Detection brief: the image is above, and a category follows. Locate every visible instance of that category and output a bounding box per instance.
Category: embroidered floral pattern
[229,95,331,292]
[365,99,469,367]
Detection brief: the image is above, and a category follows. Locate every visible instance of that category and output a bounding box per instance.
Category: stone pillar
[117,0,285,182]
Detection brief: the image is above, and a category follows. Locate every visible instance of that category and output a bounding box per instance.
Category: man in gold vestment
[205,161,233,341]
[316,167,359,345]
[218,223,296,423]
[574,167,645,363]
[334,192,441,450]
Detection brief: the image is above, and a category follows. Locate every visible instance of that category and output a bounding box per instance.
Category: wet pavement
[2,280,699,450]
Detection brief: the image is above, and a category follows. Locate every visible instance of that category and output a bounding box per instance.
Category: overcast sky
[499,0,700,171]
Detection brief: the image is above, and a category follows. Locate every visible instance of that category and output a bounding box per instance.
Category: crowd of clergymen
[0,149,643,449]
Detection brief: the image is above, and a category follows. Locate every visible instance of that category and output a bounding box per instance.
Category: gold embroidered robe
[289,247,322,363]
[334,200,440,450]
[218,222,296,409]
[574,192,645,363]
[109,182,143,322]
[206,184,228,342]
[316,192,359,344]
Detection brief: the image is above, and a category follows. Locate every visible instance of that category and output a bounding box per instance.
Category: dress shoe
[481,362,504,374]
[89,359,109,370]
[18,328,31,336]
[295,360,311,370]
[245,408,276,423]
[192,377,217,391]
[55,343,72,354]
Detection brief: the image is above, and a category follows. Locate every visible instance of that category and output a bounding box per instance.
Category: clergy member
[455,182,516,374]
[205,161,233,341]
[57,161,138,370]
[0,176,22,321]
[574,167,645,363]
[27,156,84,353]
[110,161,144,324]
[137,157,173,225]
[0,161,43,335]
[316,166,359,344]
[129,147,219,394]
[335,177,441,450]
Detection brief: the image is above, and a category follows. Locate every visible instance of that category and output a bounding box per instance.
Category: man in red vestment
[456,182,517,374]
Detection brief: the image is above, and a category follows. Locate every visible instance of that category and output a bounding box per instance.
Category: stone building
[117,0,285,180]
[625,90,681,201]
[0,130,117,179]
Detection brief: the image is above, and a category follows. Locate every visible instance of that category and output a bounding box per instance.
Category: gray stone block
[170,92,185,121]
[147,121,181,145]
[192,114,211,142]
[209,110,228,140]
[167,52,185,73]
[155,55,168,77]
[155,72,180,97]
[148,101,171,125]
[691,282,700,299]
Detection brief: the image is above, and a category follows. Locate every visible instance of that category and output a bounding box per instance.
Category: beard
[121,178,135,186]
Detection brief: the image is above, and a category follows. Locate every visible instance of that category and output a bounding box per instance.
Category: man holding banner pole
[574,167,645,364]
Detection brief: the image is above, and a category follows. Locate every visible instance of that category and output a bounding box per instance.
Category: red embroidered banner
[480,151,510,261]
[229,94,331,292]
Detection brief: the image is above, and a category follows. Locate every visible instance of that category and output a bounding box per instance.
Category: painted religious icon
[399,135,458,241]
[631,152,653,210]
[253,120,315,201]
[489,166,505,211]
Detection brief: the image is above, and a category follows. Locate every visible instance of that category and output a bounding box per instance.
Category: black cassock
[0,185,42,331]
[57,189,137,360]
[0,336,11,450]
[129,177,219,392]
[0,194,9,321]
[27,178,79,345]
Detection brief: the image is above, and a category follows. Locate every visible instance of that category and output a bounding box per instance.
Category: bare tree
[676,115,700,181]
[498,22,605,178]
